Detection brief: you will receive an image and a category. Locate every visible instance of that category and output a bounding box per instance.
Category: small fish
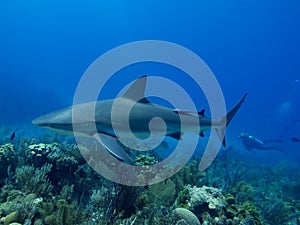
[291,137,300,142]
[10,128,17,140]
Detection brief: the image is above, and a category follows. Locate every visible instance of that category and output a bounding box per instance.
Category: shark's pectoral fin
[93,133,134,164]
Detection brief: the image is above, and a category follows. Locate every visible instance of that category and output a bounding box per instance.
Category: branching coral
[15,164,53,196]
[261,198,290,224]
[15,198,39,224]
[86,184,141,224]
[148,180,176,206]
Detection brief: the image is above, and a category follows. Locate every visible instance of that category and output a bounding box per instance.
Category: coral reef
[175,185,228,224]
[186,185,226,210]
[25,143,54,166]
[0,135,299,224]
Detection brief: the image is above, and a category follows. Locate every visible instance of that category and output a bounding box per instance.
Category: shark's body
[33,76,247,163]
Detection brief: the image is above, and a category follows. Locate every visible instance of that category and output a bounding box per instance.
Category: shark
[33,76,247,164]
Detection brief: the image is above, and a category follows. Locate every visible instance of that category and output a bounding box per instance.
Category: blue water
[1,0,300,163]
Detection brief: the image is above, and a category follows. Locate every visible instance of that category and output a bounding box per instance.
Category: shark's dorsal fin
[198,109,205,117]
[138,98,151,104]
[122,75,147,101]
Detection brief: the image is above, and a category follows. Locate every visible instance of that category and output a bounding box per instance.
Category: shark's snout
[32,111,55,126]
[32,106,73,128]
[32,116,45,127]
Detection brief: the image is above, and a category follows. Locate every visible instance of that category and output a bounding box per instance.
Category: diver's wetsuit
[239,133,284,152]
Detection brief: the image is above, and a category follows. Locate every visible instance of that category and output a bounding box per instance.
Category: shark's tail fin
[215,93,248,146]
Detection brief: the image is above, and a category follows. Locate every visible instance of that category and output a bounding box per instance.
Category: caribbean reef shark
[33,76,247,163]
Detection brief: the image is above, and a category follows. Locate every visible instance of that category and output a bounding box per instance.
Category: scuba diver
[239,132,285,152]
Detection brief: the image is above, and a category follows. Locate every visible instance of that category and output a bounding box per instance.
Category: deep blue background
[0,0,299,163]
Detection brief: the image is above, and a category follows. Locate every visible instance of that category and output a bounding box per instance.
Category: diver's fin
[93,133,134,164]
[122,75,147,101]
[215,93,248,146]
